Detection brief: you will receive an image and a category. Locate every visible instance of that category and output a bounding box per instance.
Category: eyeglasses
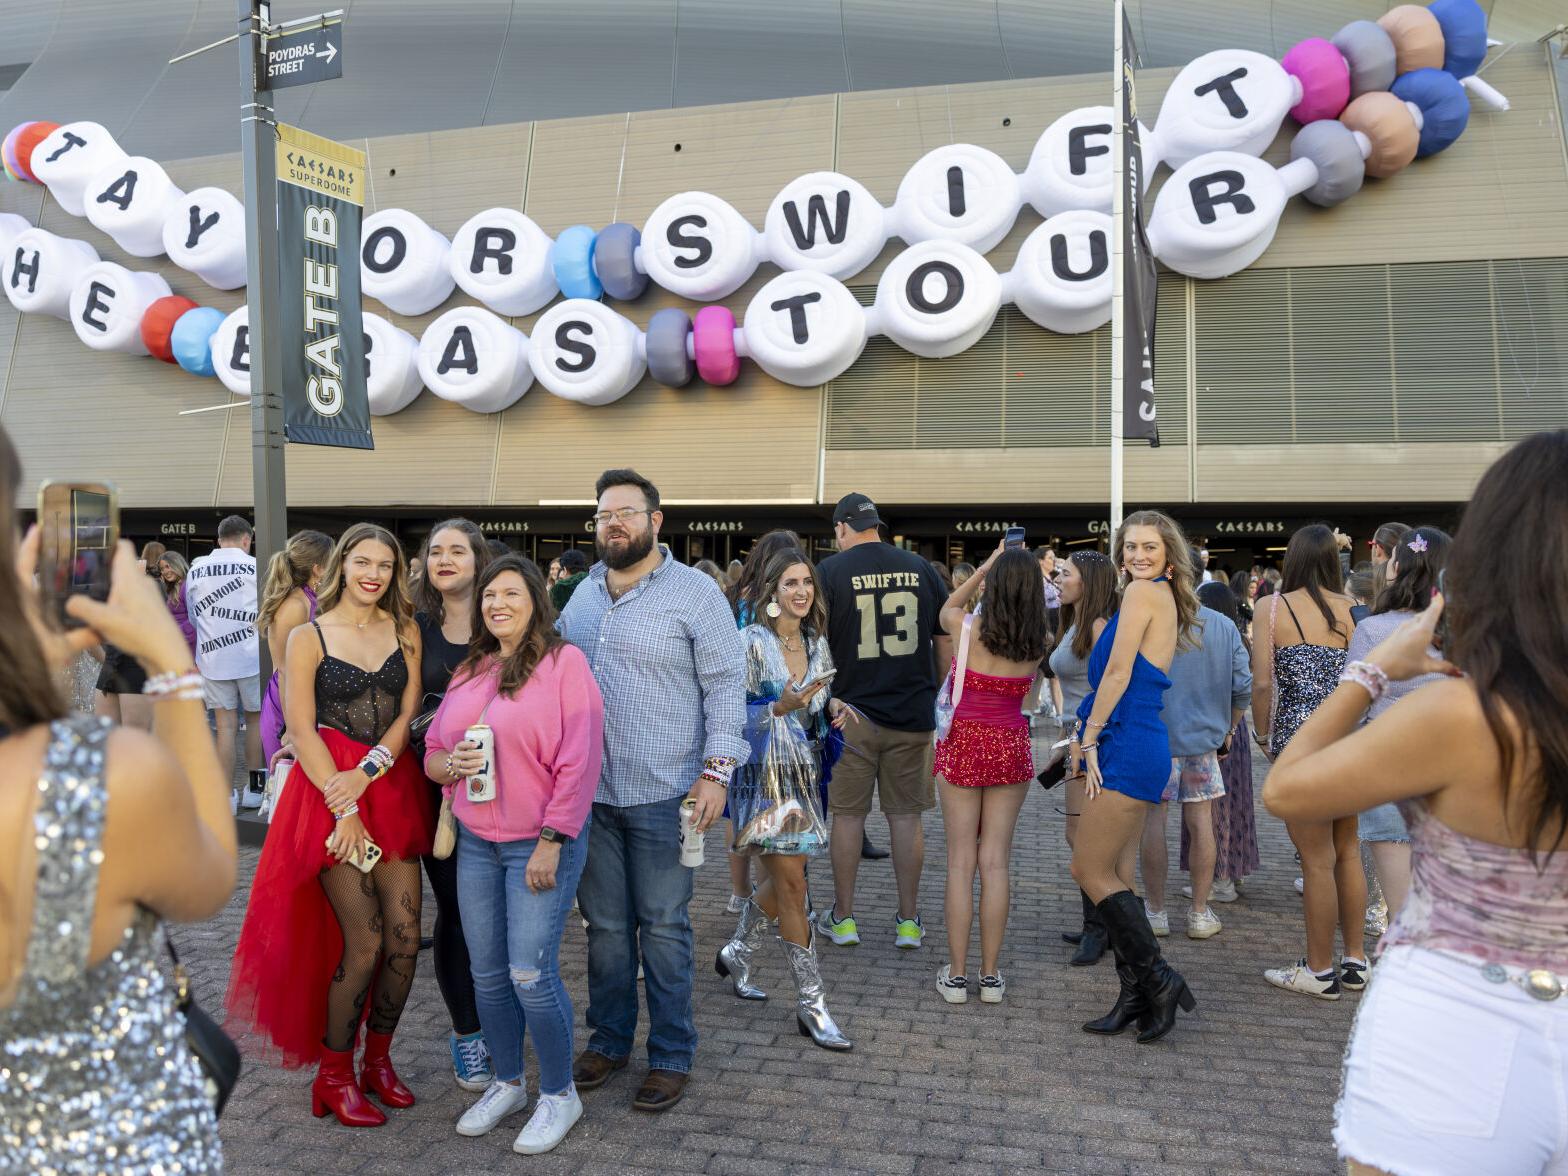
[591,507,652,527]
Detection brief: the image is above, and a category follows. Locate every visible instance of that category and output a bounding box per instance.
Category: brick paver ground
[187,745,1358,1175]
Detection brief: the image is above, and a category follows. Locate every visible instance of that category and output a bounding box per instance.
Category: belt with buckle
[1478,961,1568,1001]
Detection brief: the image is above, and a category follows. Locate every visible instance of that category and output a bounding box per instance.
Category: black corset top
[311,621,409,746]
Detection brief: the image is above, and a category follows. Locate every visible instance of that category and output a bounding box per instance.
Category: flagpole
[1109,0,1126,537]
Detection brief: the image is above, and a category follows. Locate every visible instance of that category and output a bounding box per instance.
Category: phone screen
[37,481,117,626]
[1003,526,1026,551]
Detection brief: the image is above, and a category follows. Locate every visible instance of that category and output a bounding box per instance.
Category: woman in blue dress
[1070,511,1202,1043]
[716,547,856,1051]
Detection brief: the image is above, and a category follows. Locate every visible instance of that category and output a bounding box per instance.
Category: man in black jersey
[814,493,952,950]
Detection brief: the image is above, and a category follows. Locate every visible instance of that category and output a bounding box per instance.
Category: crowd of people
[4,421,1567,1174]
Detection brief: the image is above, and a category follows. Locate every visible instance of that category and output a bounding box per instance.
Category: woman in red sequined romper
[932,546,1050,1004]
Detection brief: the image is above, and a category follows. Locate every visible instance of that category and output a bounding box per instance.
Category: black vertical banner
[1120,8,1159,446]
[276,123,372,449]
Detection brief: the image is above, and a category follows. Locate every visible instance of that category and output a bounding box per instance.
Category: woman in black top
[413,518,493,1091]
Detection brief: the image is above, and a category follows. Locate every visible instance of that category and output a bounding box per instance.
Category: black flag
[1119,7,1159,446]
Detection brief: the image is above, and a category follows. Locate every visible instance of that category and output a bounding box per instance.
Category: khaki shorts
[829,716,935,816]
[203,672,262,713]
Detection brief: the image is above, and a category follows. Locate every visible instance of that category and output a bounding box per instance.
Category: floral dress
[730,624,832,856]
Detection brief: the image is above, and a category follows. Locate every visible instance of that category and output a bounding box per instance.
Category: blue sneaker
[451,1030,494,1092]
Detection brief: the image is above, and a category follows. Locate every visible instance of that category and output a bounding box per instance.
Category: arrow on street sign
[263,20,343,90]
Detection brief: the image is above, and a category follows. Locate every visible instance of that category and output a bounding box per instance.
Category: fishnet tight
[319,856,421,1051]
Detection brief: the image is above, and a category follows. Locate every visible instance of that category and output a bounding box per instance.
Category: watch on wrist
[361,762,379,781]
[539,826,570,845]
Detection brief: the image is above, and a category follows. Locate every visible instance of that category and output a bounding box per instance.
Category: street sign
[263,21,342,90]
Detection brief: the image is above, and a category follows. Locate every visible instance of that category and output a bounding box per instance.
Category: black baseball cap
[832,492,882,532]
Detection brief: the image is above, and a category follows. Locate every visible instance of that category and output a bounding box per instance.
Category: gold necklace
[779,633,803,651]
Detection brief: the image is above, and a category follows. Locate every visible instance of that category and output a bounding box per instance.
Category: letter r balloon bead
[692,305,741,386]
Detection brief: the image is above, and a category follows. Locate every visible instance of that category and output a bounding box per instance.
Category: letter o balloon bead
[1339,92,1420,179]
[692,305,741,386]
[549,224,602,301]
[593,222,648,302]
[1289,120,1366,207]
[644,307,694,388]
[1281,39,1350,124]
[1377,6,1445,75]
[140,294,200,363]
[1332,21,1398,99]
[1391,68,1470,157]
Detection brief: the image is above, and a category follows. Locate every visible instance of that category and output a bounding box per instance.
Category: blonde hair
[256,529,333,637]
[315,524,416,658]
[1114,509,1201,651]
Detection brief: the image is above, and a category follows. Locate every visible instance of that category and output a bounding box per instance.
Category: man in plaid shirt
[558,468,747,1114]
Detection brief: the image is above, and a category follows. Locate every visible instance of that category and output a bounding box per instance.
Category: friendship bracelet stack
[701,756,739,790]
[0,1,1507,414]
[359,744,394,779]
[141,669,204,702]
[1339,660,1391,705]
[333,803,359,822]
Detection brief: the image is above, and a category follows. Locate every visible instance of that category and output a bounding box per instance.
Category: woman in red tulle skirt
[225,524,434,1128]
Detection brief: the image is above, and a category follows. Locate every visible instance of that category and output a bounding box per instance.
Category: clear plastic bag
[733,715,827,853]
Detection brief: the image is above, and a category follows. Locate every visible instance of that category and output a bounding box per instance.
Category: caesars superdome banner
[275,123,371,449]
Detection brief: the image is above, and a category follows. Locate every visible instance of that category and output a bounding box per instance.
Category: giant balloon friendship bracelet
[0,1,1509,414]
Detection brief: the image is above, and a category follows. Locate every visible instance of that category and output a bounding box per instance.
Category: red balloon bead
[141,295,200,363]
[14,121,60,183]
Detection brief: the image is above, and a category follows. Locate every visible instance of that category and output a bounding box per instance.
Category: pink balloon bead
[692,305,741,386]
[2,124,30,182]
[1282,38,1351,123]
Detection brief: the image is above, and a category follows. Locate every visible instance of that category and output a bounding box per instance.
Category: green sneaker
[895,913,924,949]
[818,907,860,946]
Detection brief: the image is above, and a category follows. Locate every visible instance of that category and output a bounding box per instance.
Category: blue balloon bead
[1391,68,1470,157]
[550,224,602,300]
[1428,0,1488,79]
[594,222,648,302]
[170,306,226,377]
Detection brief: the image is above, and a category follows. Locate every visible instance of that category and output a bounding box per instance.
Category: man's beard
[597,528,655,571]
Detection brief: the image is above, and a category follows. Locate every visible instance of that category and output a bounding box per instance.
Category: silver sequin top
[1,716,221,1174]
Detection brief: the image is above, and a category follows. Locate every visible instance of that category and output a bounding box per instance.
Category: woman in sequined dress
[1253,524,1366,1000]
[932,545,1047,1005]
[1,425,237,1175]
[716,548,856,1051]
[226,523,433,1128]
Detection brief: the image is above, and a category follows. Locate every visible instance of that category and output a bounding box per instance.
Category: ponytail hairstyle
[256,529,333,638]
[0,424,66,730]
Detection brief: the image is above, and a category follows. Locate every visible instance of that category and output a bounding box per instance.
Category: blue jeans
[575,796,696,1072]
[456,821,589,1096]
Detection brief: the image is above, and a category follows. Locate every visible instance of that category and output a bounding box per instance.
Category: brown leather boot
[571,1049,627,1091]
[632,1068,688,1113]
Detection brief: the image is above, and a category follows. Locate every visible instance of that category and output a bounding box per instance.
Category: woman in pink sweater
[424,556,603,1155]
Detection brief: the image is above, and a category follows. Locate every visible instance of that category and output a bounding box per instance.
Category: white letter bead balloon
[1005,211,1115,334]
[361,311,423,416]
[1023,107,1152,217]
[1147,152,1316,280]
[161,188,248,290]
[28,122,128,217]
[83,156,184,258]
[416,306,533,413]
[212,305,252,398]
[69,262,172,354]
[4,228,100,319]
[640,191,765,302]
[1150,50,1300,170]
[361,208,456,316]
[741,270,868,387]
[762,173,886,279]
[448,209,557,317]
[889,144,1021,255]
[870,240,1002,359]
[528,300,646,406]
[0,212,29,254]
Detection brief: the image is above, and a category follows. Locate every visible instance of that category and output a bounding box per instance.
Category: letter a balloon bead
[416,306,534,413]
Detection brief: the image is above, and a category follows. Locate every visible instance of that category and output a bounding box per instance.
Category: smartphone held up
[36,479,119,628]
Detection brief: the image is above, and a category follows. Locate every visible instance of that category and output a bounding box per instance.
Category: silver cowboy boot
[782,927,852,1051]
[714,896,770,1000]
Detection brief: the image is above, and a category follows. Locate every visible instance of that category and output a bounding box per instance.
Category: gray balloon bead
[646,307,695,387]
[1291,120,1366,208]
[594,221,649,301]
[1332,21,1397,99]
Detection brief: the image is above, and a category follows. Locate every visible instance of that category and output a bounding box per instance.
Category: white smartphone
[326,835,383,874]
[794,668,837,692]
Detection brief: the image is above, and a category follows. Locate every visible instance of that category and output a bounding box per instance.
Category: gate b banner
[276,123,372,449]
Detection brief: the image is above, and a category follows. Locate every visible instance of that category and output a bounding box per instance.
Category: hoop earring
[765,598,782,619]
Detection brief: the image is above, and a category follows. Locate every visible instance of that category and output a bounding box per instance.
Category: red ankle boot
[359,1030,415,1108]
[311,1045,386,1127]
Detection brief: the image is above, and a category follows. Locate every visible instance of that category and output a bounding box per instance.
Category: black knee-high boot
[1070,889,1107,966]
[1093,890,1195,1043]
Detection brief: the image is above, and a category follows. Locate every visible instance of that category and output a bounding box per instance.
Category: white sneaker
[1182,879,1237,904]
[456,1080,529,1137]
[978,973,1006,1004]
[1293,876,1305,895]
[239,786,264,810]
[1264,959,1342,1001]
[1144,906,1170,937]
[513,1088,582,1155]
[1187,908,1223,939]
[935,964,968,1004]
[725,893,747,915]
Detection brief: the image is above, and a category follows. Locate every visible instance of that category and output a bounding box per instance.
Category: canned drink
[465,724,496,802]
[678,798,705,868]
